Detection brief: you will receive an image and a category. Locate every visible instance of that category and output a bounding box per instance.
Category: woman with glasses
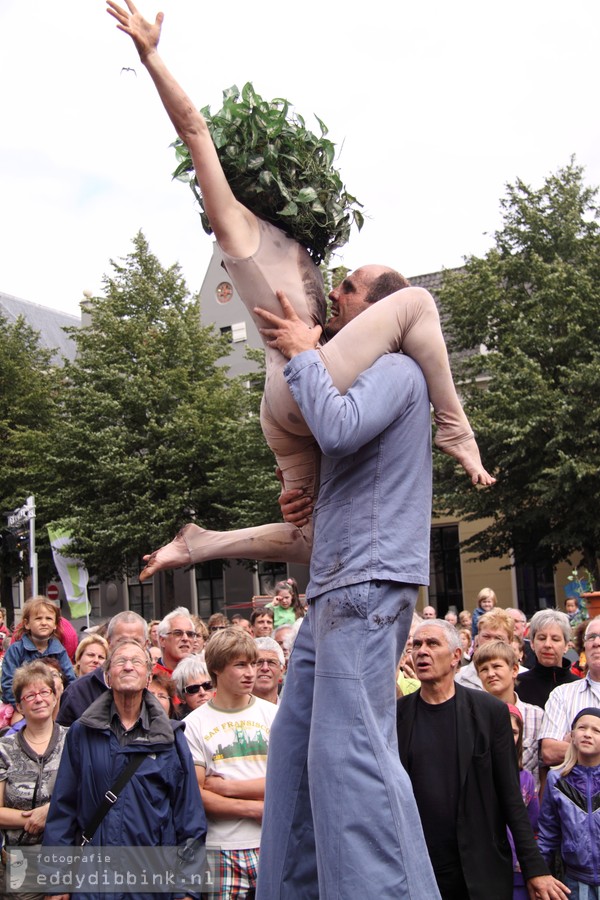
[172,656,214,718]
[0,661,67,886]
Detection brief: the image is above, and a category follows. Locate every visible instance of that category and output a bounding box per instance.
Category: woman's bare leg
[318,287,495,485]
[139,519,312,581]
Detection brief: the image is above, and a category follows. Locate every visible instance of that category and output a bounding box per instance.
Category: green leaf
[247,154,265,171]
[295,187,318,204]
[278,201,299,217]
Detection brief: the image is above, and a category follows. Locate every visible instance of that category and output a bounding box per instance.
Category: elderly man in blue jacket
[42,637,206,900]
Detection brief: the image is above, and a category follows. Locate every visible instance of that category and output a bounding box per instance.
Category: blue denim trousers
[564,875,600,900]
[256,580,440,900]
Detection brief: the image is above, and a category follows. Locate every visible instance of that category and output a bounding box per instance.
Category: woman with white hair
[172,655,214,717]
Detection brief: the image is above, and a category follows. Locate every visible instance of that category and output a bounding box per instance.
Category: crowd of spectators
[0,585,597,898]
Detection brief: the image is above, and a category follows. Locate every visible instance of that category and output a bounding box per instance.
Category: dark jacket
[56,666,108,726]
[516,659,579,709]
[397,684,549,900]
[44,690,206,900]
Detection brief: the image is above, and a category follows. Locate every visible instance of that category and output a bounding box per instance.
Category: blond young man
[183,629,277,898]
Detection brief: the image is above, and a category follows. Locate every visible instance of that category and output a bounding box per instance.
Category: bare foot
[139,524,203,581]
[435,434,496,486]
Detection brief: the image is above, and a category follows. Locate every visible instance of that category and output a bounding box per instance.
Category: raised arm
[106,0,258,257]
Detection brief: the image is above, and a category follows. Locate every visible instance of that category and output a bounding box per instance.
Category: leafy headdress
[171,82,363,265]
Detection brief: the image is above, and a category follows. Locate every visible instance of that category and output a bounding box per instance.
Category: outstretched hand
[255,291,322,359]
[106,0,163,61]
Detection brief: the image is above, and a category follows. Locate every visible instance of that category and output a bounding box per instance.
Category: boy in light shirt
[184,628,278,898]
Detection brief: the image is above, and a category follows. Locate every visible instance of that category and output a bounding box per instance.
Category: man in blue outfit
[254,277,440,900]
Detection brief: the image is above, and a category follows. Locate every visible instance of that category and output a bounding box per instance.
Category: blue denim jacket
[285,351,432,600]
[1,634,76,705]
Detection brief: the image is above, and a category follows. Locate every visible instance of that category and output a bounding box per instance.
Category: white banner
[47,526,90,619]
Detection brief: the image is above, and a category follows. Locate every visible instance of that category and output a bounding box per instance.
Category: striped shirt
[538,675,600,742]
[514,693,543,789]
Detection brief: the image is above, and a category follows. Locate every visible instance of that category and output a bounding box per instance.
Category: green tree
[0,314,59,604]
[206,347,281,532]
[435,159,600,582]
[47,232,279,585]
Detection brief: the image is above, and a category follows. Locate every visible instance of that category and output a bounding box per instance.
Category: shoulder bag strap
[80,752,146,847]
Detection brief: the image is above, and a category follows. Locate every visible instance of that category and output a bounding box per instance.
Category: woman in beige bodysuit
[107,0,494,576]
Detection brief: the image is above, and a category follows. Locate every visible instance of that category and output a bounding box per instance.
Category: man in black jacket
[396,619,568,900]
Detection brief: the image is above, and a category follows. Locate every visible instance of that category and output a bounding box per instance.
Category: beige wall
[419,513,592,618]
[457,516,515,611]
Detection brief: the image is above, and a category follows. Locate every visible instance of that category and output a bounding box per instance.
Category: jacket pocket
[311,499,352,580]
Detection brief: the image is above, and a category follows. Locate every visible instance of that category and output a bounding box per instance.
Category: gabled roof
[0,291,80,364]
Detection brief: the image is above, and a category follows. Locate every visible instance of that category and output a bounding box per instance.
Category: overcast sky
[1,0,599,318]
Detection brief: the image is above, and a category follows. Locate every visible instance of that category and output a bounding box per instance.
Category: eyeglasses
[209,626,227,633]
[184,682,213,694]
[584,633,600,643]
[256,658,281,669]
[20,689,53,704]
[111,657,148,669]
[164,630,198,640]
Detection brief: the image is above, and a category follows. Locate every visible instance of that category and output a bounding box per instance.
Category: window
[258,562,287,595]
[514,552,556,618]
[215,281,234,304]
[429,525,463,615]
[196,560,225,619]
[88,586,101,619]
[219,322,247,343]
[128,581,154,620]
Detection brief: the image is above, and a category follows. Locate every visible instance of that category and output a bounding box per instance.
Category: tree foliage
[46,232,279,581]
[435,159,600,581]
[0,314,60,598]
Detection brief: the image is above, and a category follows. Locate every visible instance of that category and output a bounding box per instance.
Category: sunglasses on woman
[184,681,213,694]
